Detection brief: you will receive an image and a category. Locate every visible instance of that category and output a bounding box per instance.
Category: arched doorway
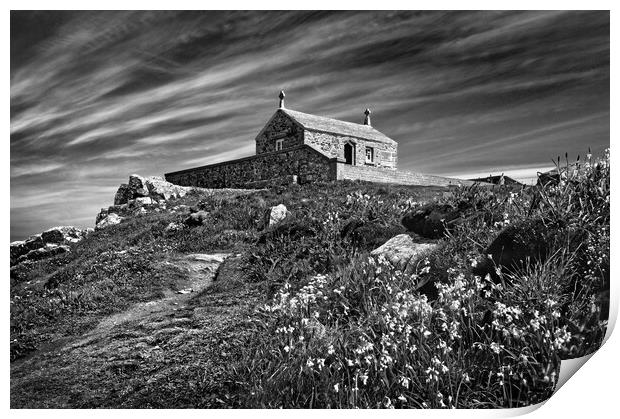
[344,142,355,165]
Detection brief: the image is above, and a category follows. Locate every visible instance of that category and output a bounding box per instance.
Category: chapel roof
[280,108,397,145]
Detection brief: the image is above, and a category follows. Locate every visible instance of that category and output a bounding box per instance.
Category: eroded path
[70,253,231,349]
[11,252,264,408]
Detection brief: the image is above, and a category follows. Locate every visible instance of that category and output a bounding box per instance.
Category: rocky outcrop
[114,184,131,205]
[41,226,89,244]
[114,175,191,206]
[96,213,123,230]
[16,244,70,264]
[11,226,90,265]
[371,234,437,271]
[128,174,150,198]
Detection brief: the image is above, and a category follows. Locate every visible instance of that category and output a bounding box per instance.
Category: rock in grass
[267,204,290,227]
[371,234,437,270]
[401,203,465,239]
[96,213,123,230]
[184,210,209,227]
[472,218,551,282]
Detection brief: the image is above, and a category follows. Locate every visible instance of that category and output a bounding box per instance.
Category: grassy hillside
[10,151,609,408]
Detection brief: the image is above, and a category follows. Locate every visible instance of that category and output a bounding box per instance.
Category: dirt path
[11,252,267,408]
[69,253,232,349]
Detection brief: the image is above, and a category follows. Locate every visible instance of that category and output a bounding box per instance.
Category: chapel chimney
[363,108,371,126]
[279,90,286,109]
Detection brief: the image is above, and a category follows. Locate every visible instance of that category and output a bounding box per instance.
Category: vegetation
[10,150,609,408]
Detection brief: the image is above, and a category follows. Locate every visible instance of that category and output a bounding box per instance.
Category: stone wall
[336,163,477,187]
[255,111,304,155]
[165,145,338,188]
[304,130,397,168]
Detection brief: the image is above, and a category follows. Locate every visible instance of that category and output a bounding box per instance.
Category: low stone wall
[165,145,338,188]
[336,163,477,187]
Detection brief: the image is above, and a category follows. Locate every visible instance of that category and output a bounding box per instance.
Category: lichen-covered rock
[371,234,437,270]
[114,183,131,205]
[184,210,209,227]
[267,204,289,227]
[145,176,189,201]
[96,213,123,230]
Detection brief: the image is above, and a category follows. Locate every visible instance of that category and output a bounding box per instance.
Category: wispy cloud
[10,11,609,240]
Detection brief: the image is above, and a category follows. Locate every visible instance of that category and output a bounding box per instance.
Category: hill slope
[10,155,609,408]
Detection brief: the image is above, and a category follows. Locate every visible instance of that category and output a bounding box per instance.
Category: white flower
[334,383,339,392]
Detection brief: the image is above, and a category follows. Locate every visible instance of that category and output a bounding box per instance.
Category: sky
[10,10,610,241]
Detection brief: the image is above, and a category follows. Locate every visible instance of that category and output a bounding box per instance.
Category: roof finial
[279,90,286,109]
[363,108,371,126]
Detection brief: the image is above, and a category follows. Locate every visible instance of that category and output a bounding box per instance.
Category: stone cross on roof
[279,90,285,109]
[363,108,371,126]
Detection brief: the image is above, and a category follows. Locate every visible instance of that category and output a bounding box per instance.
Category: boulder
[184,210,209,227]
[114,183,131,205]
[371,234,437,270]
[145,176,188,201]
[401,203,466,239]
[267,204,290,227]
[96,213,123,230]
[41,226,87,244]
[128,174,149,198]
[472,218,551,282]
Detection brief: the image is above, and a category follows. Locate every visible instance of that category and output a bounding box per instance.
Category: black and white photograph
[9,7,611,410]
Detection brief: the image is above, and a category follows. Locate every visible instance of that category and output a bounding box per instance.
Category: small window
[365,146,374,163]
[275,139,284,151]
